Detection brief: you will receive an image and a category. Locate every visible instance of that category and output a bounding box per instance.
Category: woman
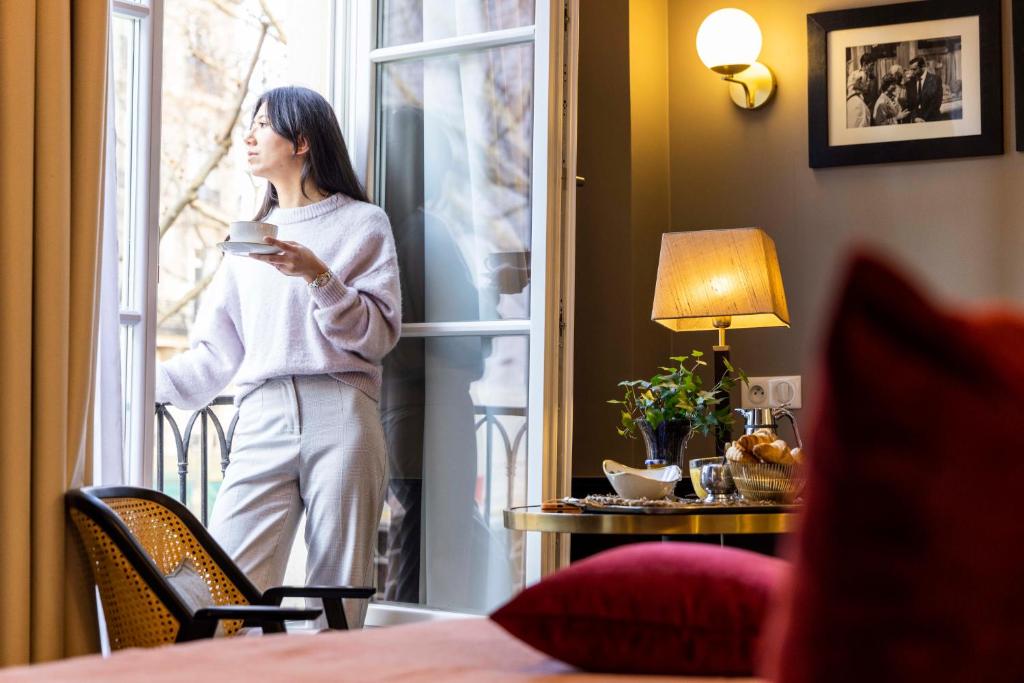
[156,86,401,629]
[873,73,910,126]
[846,69,871,128]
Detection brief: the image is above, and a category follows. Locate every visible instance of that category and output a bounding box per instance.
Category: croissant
[737,431,775,452]
[791,447,806,465]
[726,444,758,464]
[753,439,795,465]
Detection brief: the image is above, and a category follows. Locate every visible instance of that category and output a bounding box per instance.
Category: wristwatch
[308,270,333,289]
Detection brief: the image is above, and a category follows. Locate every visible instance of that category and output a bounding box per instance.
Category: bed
[0,619,761,682]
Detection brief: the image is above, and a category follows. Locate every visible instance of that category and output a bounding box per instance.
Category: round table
[503,503,801,536]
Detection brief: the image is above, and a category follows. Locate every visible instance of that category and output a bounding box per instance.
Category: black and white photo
[808,0,1002,168]
[844,39,963,129]
[1013,0,1024,151]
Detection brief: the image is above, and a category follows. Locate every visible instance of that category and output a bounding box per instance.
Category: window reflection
[376,11,537,615]
[380,336,529,611]
[379,44,534,324]
[379,0,535,48]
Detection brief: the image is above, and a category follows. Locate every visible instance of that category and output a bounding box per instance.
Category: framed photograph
[808,0,1002,168]
[1014,0,1024,151]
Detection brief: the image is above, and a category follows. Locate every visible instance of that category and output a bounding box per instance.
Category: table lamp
[651,227,789,453]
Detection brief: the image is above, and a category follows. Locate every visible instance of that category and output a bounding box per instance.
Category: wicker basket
[728,461,805,503]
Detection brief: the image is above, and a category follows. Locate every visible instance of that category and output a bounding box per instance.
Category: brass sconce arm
[721,75,755,109]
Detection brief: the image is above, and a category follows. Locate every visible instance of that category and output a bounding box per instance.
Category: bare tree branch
[258,0,287,44]
[191,199,234,227]
[189,46,232,81]
[158,257,224,327]
[159,22,269,238]
[210,0,285,43]
[209,0,243,21]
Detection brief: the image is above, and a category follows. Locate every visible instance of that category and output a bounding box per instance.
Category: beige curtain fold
[0,0,109,666]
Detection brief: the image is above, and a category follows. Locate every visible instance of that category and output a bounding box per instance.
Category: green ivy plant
[608,351,748,439]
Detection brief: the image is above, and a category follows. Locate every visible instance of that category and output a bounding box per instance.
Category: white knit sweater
[156,193,401,409]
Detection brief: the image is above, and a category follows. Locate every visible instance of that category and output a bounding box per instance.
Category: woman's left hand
[249,237,329,284]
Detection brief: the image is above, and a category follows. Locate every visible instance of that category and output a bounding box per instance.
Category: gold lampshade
[651,228,789,332]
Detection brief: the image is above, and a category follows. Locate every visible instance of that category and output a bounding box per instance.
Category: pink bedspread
[0,618,763,682]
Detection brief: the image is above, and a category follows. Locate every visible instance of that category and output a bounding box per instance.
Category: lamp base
[713,345,731,456]
[723,62,776,110]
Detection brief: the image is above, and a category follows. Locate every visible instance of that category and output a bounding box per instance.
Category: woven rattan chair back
[103,496,250,612]
[68,487,263,647]
[69,507,183,649]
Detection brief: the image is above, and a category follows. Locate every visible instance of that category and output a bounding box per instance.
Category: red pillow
[763,251,1024,682]
[490,541,787,676]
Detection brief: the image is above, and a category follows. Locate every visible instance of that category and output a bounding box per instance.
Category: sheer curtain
[94,33,125,488]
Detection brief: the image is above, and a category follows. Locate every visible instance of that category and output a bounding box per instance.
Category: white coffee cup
[229,220,278,243]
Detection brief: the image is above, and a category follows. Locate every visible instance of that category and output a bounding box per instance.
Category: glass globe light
[696,8,763,75]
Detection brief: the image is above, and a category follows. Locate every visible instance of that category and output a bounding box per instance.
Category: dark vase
[638,419,691,468]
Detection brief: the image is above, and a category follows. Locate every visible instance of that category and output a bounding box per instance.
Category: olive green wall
[573,0,1024,477]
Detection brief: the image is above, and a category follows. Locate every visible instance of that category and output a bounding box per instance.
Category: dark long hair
[252,86,368,220]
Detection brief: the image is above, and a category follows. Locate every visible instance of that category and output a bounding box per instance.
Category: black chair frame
[69,486,375,639]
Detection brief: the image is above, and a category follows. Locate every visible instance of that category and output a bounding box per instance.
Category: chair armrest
[194,604,322,623]
[261,585,375,605]
[261,586,375,631]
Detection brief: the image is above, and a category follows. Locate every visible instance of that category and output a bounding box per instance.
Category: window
[112,0,160,486]
[360,0,566,615]
[111,0,574,619]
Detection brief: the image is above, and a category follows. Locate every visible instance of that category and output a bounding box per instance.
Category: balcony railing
[155,396,237,525]
[155,397,527,527]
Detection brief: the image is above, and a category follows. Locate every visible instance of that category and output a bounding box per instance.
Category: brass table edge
[503,507,800,535]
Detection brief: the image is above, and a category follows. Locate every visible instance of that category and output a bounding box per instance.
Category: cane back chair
[68,486,375,650]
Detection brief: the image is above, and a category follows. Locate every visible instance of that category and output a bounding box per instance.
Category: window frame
[112,0,163,487]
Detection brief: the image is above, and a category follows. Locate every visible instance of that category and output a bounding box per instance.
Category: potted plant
[608,351,747,468]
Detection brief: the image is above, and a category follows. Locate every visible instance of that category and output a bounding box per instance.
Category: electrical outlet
[741,375,802,409]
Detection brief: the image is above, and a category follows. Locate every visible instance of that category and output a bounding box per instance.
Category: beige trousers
[209,375,387,629]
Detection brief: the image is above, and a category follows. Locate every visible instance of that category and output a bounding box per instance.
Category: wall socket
[740,375,802,409]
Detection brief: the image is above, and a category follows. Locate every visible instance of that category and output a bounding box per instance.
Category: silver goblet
[699,462,737,503]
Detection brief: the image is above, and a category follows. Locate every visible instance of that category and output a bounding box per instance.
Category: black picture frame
[1014,0,1024,151]
[808,0,1002,168]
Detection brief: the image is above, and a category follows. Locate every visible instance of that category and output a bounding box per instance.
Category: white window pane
[119,322,136,455]
[379,334,529,612]
[378,44,534,323]
[112,14,141,311]
[379,0,535,48]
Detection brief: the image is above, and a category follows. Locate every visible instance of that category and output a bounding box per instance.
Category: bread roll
[737,431,774,452]
[726,444,758,464]
[753,439,795,465]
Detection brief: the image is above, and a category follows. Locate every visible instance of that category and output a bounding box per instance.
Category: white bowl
[602,459,682,500]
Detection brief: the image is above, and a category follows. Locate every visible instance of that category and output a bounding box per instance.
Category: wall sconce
[696,8,777,110]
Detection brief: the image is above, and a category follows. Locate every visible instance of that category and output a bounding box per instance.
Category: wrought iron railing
[155,397,237,525]
[155,398,528,526]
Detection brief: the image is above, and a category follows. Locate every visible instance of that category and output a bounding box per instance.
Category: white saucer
[218,241,281,255]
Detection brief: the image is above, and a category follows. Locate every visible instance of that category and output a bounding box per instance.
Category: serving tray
[575,494,800,515]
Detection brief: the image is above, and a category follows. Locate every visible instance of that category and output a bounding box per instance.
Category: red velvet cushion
[764,252,1024,682]
[490,541,787,676]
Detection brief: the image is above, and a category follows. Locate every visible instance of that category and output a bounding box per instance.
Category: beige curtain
[0,0,108,666]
